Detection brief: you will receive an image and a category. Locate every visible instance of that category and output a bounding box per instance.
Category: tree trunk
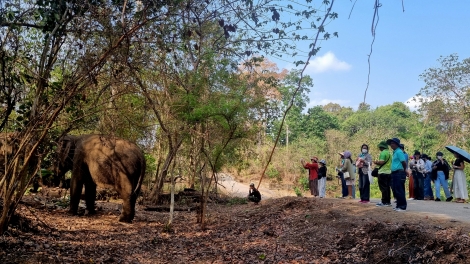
[168,161,176,226]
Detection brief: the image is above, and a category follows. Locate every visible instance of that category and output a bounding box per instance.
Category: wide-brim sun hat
[386,137,400,145]
[319,159,326,165]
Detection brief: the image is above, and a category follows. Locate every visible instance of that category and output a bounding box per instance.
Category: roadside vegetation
[1,0,469,236]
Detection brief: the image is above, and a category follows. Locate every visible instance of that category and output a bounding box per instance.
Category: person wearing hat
[318,159,328,198]
[301,156,319,197]
[410,150,425,200]
[374,141,392,207]
[247,183,261,204]
[422,154,434,200]
[338,151,355,199]
[386,138,407,211]
[431,151,453,202]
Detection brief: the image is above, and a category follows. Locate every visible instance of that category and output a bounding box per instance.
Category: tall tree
[416,54,470,145]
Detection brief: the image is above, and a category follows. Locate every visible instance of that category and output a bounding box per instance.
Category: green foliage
[144,154,157,180]
[294,186,303,197]
[298,176,309,191]
[266,166,281,181]
[301,106,340,139]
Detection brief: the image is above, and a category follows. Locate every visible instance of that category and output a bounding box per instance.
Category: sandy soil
[217,173,295,199]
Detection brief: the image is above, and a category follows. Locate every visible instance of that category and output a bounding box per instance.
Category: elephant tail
[133,155,146,195]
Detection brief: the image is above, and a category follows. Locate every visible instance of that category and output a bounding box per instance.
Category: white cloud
[307,98,350,109]
[305,52,352,74]
[405,96,429,111]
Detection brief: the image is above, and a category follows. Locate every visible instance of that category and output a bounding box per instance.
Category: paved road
[367,198,470,223]
[218,173,470,223]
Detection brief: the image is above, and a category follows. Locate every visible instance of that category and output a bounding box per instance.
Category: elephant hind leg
[119,193,137,223]
[84,181,97,214]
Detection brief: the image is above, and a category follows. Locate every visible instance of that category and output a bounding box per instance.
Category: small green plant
[258,253,266,260]
[298,176,309,191]
[294,187,303,197]
[55,197,70,208]
[227,197,248,205]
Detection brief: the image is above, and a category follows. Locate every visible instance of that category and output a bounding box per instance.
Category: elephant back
[77,135,145,191]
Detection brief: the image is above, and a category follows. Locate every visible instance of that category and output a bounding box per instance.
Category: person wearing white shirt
[422,154,434,200]
[409,151,426,200]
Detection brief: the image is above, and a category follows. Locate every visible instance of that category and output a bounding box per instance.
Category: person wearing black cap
[422,154,434,200]
[410,151,425,200]
[387,138,407,211]
[431,151,453,202]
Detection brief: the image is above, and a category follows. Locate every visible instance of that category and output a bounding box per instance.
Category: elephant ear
[59,135,75,165]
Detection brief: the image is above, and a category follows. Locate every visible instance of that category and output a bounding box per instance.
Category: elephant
[55,134,146,222]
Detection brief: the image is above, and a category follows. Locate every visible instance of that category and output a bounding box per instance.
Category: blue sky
[274,0,470,111]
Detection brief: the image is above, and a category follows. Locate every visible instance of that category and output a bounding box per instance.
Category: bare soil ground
[2,192,470,264]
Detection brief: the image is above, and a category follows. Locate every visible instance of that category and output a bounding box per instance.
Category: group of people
[300,137,469,212]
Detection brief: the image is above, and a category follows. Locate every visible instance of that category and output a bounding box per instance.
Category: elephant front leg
[84,181,97,215]
[69,178,83,215]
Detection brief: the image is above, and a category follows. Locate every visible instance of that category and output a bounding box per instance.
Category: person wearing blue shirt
[400,144,414,200]
[387,138,407,212]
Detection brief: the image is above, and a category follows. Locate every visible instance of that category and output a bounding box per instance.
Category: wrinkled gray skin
[56,134,146,222]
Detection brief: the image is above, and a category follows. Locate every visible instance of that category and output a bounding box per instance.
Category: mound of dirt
[1,196,469,263]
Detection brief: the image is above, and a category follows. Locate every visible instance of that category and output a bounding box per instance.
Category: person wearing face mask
[431,151,453,202]
[356,144,372,203]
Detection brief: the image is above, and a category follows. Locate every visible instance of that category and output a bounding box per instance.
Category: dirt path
[217,173,294,199]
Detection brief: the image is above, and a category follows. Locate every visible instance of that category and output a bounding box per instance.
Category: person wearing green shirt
[374,141,392,207]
